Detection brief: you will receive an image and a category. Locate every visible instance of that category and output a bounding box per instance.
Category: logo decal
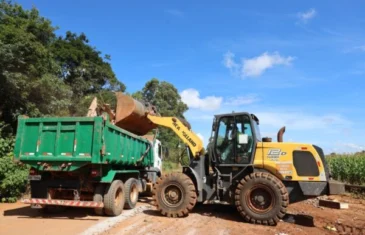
[267,149,286,161]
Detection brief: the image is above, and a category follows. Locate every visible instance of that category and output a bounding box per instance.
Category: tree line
[0,1,188,201]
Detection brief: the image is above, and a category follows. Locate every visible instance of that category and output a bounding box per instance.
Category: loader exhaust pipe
[277,126,286,142]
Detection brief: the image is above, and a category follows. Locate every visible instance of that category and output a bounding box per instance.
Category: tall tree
[0,1,126,130]
[51,32,126,115]
[0,1,71,132]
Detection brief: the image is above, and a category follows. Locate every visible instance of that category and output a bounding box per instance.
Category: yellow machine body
[254,142,327,182]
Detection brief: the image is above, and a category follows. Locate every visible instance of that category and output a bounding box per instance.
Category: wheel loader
[105,93,345,225]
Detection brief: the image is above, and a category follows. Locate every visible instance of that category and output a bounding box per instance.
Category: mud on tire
[235,172,289,226]
[103,180,125,216]
[153,173,197,218]
[124,178,139,209]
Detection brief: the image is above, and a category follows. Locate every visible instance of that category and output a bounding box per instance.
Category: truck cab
[152,139,163,171]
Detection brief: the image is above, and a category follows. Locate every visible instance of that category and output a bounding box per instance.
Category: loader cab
[212,113,260,165]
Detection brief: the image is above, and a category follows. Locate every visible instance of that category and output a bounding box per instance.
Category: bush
[327,154,365,185]
[0,136,29,202]
[162,161,180,173]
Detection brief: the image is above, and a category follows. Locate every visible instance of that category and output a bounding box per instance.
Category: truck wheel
[124,178,139,209]
[153,173,197,218]
[104,180,125,216]
[235,172,289,225]
[93,184,105,215]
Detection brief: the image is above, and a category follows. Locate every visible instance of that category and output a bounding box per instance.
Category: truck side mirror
[163,147,169,159]
[238,134,248,144]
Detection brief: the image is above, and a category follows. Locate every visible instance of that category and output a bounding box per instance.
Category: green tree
[0,1,126,129]
[0,122,28,202]
[0,1,69,131]
[51,31,126,115]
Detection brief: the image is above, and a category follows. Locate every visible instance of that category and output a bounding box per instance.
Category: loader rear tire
[153,173,197,218]
[93,184,105,216]
[124,178,139,209]
[235,172,289,226]
[104,180,125,216]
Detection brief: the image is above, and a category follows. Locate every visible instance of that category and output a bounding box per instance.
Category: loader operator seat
[220,124,236,163]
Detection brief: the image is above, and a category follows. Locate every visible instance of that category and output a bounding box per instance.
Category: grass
[162,161,181,173]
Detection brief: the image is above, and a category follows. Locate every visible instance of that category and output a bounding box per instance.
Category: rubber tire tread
[153,173,197,218]
[93,184,105,215]
[103,180,125,216]
[235,172,289,226]
[124,178,139,209]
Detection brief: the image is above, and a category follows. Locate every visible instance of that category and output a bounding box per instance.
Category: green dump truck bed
[14,115,154,171]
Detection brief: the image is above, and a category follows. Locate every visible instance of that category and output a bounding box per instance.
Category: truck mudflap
[21,198,104,208]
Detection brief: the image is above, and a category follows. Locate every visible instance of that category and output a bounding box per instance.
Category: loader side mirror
[238,134,248,144]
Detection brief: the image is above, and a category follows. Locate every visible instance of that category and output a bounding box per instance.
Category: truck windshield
[253,121,262,141]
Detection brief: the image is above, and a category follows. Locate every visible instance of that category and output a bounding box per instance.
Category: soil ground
[0,194,364,235]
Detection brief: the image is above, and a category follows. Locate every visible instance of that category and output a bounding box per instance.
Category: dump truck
[102,94,344,225]
[13,106,165,216]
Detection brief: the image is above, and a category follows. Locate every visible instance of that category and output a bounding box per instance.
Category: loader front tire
[153,173,197,218]
[235,172,289,226]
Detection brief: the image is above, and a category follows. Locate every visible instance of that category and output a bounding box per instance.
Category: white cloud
[342,143,364,151]
[223,51,239,74]
[355,45,365,51]
[180,89,222,111]
[242,52,294,77]
[255,112,350,131]
[223,51,294,78]
[165,9,184,17]
[297,8,317,23]
[345,45,365,53]
[224,95,259,106]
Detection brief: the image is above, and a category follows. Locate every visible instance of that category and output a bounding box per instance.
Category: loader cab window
[215,116,235,163]
[235,115,254,164]
[215,115,254,164]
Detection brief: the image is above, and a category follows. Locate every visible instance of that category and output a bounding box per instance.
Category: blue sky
[19,0,365,153]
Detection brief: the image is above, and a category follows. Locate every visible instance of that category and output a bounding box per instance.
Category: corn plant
[326,154,365,185]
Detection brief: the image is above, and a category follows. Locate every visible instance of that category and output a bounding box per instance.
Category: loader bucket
[114,92,158,135]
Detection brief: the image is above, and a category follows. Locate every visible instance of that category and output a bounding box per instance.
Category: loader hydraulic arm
[147,115,203,157]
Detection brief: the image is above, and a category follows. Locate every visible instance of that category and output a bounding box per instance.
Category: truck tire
[235,172,289,225]
[93,184,105,215]
[124,178,139,209]
[153,173,197,218]
[103,180,125,216]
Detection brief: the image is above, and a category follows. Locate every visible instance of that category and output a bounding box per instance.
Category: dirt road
[1,195,364,235]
